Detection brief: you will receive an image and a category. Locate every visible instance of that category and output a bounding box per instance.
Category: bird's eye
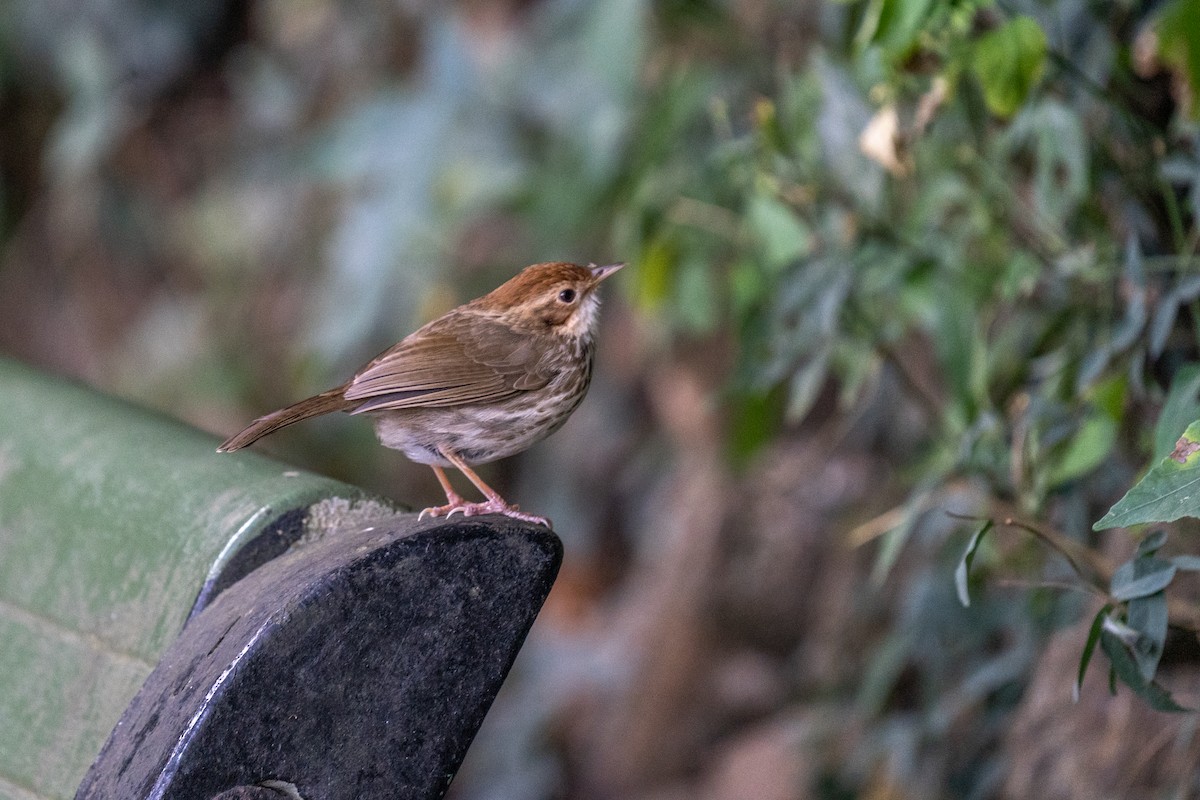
[558,288,577,303]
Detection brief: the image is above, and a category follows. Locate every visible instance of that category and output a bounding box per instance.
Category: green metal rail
[0,358,393,800]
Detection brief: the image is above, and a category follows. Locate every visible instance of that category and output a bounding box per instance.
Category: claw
[421,460,552,527]
[416,499,551,528]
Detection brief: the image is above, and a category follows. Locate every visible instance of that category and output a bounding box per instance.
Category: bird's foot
[418,489,467,521]
[419,499,551,528]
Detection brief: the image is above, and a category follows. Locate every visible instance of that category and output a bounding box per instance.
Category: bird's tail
[217,387,351,452]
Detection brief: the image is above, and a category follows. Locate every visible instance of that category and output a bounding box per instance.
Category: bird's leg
[418,465,470,520]
[418,447,551,527]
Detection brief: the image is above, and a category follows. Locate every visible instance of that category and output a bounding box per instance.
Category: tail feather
[218,387,351,452]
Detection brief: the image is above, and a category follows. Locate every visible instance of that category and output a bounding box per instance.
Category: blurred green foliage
[612,0,1200,707]
[608,0,1200,548]
[570,0,1200,712]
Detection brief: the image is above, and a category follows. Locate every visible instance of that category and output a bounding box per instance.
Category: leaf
[1094,419,1200,529]
[1110,556,1177,601]
[1075,604,1112,702]
[1172,555,1200,571]
[1115,236,1149,351]
[1102,615,1143,648]
[747,195,811,271]
[1001,101,1089,228]
[972,16,1048,118]
[870,484,935,586]
[729,259,766,317]
[728,390,781,467]
[1099,627,1191,712]
[955,519,994,607]
[1136,529,1169,557]
[785,344,831,423]
[870,0,936,53]
[1153,279,1200,358]
[1127,591,1169,682]
[1158,0,1200,121]
[1046,414,1118,486]
[1169,437,1200,462]
[1091,373,1127,420]
[1155,365,1200,460]
[636,235,677,309]
[1149,296,1179,360]
[677,258,719,332]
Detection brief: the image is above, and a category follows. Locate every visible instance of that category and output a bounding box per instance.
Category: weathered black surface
[75,514,562,800]
[185,505,312,625]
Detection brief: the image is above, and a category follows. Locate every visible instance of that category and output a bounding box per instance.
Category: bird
[218,261,623,527]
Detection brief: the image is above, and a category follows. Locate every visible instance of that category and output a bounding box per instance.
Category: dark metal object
[185,505,313,625]
[75,515,561,800]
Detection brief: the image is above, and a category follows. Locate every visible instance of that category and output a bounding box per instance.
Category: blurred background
[3,0,1200,797]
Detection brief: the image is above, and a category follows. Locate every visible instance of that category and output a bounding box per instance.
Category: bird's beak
[588,262,624,284]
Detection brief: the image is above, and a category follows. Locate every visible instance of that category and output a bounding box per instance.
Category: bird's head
[476,261,623,338]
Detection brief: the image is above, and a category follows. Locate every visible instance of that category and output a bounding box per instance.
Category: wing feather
[343,313,556,413]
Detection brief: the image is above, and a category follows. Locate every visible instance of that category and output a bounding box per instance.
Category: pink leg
[417,448,551,528]
[418,465,470,521]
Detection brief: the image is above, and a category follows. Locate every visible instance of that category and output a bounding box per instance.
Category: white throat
[561,291,601,339]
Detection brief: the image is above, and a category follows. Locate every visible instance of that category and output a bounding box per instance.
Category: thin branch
[992,577,1107,596]
[1000,517,1113,589]
[951,510,1200,633]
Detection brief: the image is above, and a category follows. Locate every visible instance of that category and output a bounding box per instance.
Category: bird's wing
[343,313,556,413]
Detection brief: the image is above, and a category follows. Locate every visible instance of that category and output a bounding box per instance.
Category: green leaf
[1046,414,1118,486]
[636,235,677,309]
[872,0,936,52]
[677,258,719,332]
[1075,604,1112,702]
[1136,530,1169,558]
[1091,373,1128,420]
[1155,365,1200,460]
[1127,591,1169,682]
[1110,556,1177,601]
[1094,419,1200,529]
[955,519,994,607]
[746,195,811,271]
[728,390,781,467]
[972,16,1047,117]
[1158,0,1200,121]
[1099,627,1191,712]
[729,259,766,317]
